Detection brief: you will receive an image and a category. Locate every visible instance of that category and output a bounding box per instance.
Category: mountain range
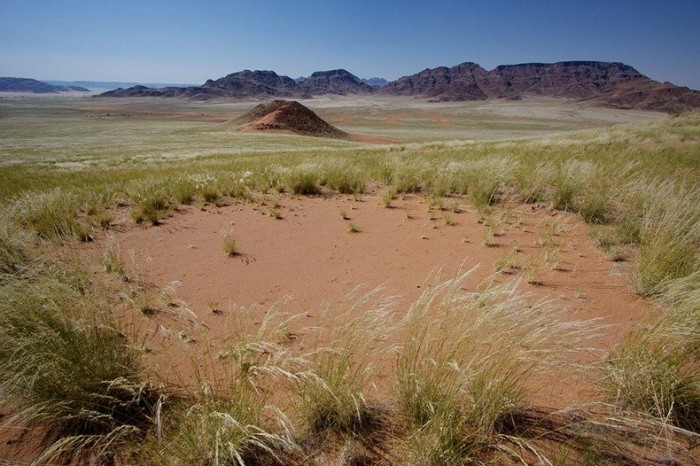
[378,61,700,111]
[97,61,699,112]
[0,77,89,93]
[5,60,699,113]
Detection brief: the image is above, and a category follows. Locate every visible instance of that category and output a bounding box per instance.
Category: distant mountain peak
[361,77,388,88]
[0,77,89,93]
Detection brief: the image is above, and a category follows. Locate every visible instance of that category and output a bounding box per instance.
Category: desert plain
[0,94,698,465]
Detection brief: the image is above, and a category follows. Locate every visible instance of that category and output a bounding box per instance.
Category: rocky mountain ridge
[96,61,700,112]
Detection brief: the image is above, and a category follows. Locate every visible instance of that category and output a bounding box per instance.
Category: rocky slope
[0,77,89,93]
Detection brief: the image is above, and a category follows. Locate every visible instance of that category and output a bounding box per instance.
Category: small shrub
[12,189,86,240]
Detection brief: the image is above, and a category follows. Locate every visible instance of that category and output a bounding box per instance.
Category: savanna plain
[0,94,698,465]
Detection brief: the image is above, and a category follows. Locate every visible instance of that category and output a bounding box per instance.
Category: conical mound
[232,100,348,139]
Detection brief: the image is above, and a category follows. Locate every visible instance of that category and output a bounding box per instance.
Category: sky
[1,0,699,89]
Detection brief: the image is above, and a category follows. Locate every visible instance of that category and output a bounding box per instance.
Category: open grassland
[0,96,698,464]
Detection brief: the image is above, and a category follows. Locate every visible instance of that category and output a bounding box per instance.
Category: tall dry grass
[0,271,161,463]
[396,270,594,464]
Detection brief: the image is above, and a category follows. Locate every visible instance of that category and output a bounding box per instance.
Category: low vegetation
[0,100,698,463]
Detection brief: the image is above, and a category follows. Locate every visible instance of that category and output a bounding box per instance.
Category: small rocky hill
[232,100,348,139]
[0,77,89,93]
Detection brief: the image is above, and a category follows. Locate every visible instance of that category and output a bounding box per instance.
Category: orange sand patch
[92,195,652,404]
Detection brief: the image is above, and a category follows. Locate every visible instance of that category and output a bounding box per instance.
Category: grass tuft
[396,270,592,463]
[292,290,395,437]
[0,272,161,463]
[0,217,32,280]
[223,231,238,257]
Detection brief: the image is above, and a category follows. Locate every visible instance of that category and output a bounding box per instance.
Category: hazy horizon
[2,0,699,90]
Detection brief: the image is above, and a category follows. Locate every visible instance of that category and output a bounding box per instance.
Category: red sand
[109,194,650,401]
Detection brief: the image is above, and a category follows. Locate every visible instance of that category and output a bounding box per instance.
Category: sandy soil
[0,193,656,462]
[100,194,651,402]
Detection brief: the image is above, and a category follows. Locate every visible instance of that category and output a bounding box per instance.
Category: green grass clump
[322,161,366,194]
[0,272,161,463]
[130,183,172,225]
[577,193,609,224]
[286,165,322,195]
[627,180,700,296]
[12,189,89,240]
[601,324,700,432]
[602,270,700,432]
[172,178,196,204]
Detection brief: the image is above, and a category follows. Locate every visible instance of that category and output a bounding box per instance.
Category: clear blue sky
[1,0,699,89]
